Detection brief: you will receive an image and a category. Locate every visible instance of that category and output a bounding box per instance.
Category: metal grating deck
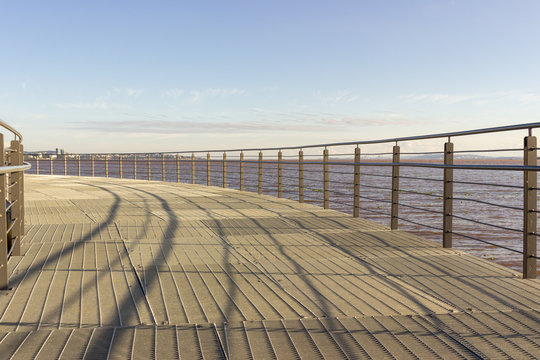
[0,175,539,359]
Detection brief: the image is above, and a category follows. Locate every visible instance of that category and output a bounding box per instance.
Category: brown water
[26,157,537,275]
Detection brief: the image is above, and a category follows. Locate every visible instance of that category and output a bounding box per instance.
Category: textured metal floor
[1,175,539,359]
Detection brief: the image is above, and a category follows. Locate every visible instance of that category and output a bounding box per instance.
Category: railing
[25,122,540,278]
[0,120,30,290]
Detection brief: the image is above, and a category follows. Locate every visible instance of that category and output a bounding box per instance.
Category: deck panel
[0,175,538,358]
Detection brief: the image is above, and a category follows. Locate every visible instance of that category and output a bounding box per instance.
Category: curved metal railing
[0,120,29,290]
[25,122,540,278]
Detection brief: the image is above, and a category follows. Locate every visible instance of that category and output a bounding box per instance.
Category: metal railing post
[299,150,304,203]
[105,155,109,178]
[133,155,137,180]
[147,154,151,181]
[8,140,21,256]
[64,155,67,176]
[78,155,81,176]
[258,151,263,195]
[223,152,227,188]
[162,153,165,182]
[323,148,329,209]
[0,134,7,290]
[354,147,360,217]
[91,155,94,177]
[240,151,244,191]
[524,135,537,279]
[176,154,180,183]
[278,150,283,198]
[191,153,195,184]
[391,144,400,229]
[207,153,211,186]
[443,141,454,248]
[19,144,24,237]
[119,155,123,179]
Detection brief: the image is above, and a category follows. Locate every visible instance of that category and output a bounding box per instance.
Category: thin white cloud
[56,101,129,110]
[163,88,185,97]
[20,80,29,89]
[315,90,360,104]
[400,91,540,105]
[103,87,144,99]
[400,93,476,104]
[189,88,246,103]
[75,110,422,134]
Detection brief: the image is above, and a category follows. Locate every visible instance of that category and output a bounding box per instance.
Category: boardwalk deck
[0,175,539,359]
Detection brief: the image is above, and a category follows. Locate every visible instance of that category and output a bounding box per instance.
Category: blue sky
[1,0,540,153]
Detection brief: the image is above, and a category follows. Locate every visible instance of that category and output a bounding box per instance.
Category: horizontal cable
[400,151,444,155]
[360,152,394,156]
[6,237,20,258]
[328,199,354,207]
[396,216,443,231]
[359,183,390,191]
[239,159,540,171]
[399,175,444,182]
[358,194,393,204]
[328,189,352,197]
[357,206,389,216]
[399,189,443,198]
[452,196,522,211]
[452,180,521,189]
[453,147,522,154]
[5,200,16,211]
[452,214,522,233]
[360,172,392,178]
[451,231,523,255]
[398,203,443,215]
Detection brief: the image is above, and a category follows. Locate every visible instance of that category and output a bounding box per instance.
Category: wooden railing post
[64,155,67,176]
[323,148,329,209]
[523,135,537,279]
[240,152,244,191]
[191,153,195,184]
[443,141,454,248]
[77,155,81,176]
[50,156,53,175]
[91,155,94,177]
[223,152,227,188]
[147,154,151,181]
[36,157,39,175]
[176,154,180,183]
[353,147,360,217]
[207,153,211,186]
[258,151,263,195]
[299,150,304,203]
[391,144,400,229]
[162,153,165,182]
[119,155,123,179]
[105,155,109,178]
[133,155,137,179]
[278,151,283,198]
[0,134,7,290]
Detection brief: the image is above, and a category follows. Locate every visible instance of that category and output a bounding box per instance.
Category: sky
[1,0,540,154]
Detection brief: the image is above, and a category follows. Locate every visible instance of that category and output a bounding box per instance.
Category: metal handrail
[0,119,23,141]
[0,163,31,174]
[26,121,540,155]
[25,122,540,279]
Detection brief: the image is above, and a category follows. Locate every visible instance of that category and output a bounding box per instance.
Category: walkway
[0,175,539,359]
